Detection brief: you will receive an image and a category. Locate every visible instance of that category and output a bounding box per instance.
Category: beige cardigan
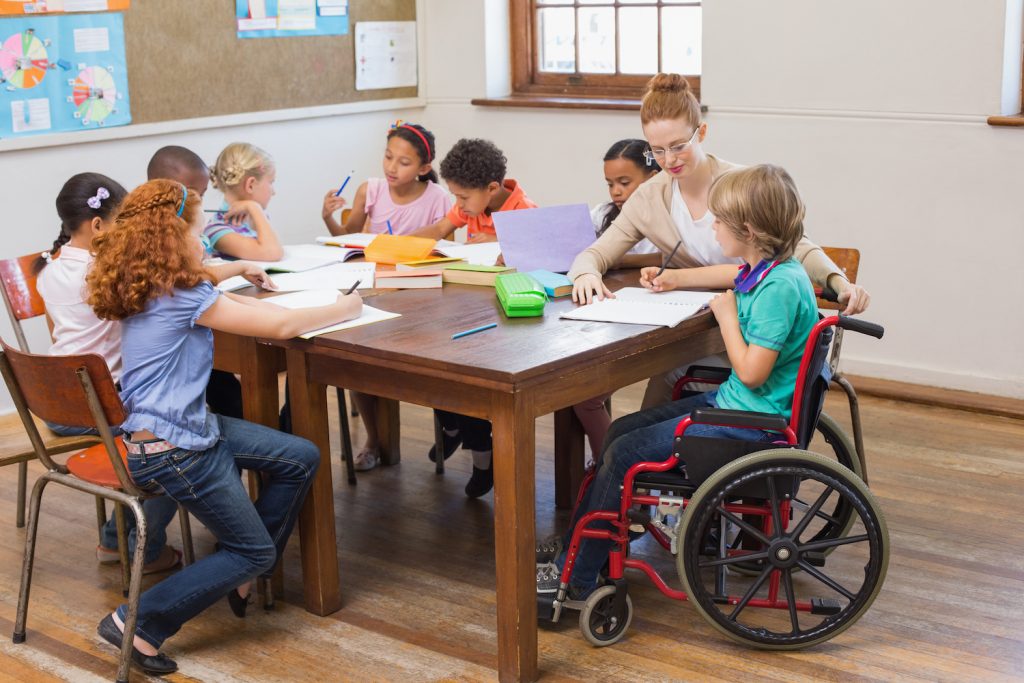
[568,156,844,288]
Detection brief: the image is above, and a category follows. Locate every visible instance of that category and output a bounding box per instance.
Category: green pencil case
[495,273,546,318]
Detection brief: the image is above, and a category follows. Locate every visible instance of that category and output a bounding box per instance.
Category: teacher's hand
[836,281,871,315]
[572,273,614,305]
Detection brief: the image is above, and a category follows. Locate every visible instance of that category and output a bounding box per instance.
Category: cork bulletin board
[123,0,417,125]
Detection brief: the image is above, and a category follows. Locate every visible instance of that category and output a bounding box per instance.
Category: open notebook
[217,261,375,293]
[264,289,401,339]
[560,287,719,327]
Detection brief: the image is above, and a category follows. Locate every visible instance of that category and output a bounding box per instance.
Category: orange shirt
[446,178,537,237]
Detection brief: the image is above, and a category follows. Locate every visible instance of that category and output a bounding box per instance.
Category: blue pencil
[334,173,352,197]
[386,219,394,235]
[452,322,497,340]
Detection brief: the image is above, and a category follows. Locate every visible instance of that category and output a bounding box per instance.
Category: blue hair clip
[177,185,187,217]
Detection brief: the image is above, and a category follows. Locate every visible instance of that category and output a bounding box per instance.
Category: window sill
[987,114,1024,127]
[470,95,641,111]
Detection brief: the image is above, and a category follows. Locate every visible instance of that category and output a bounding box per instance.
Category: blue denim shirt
[119,281,221,450]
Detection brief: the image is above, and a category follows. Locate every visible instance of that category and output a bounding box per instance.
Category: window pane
[538,7,576,73]
[661,6,702,75]
[618,7,657,74]
[536,0,573,5]
[578,7,615,73]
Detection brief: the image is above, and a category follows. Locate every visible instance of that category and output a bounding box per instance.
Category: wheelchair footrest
[811,597,843,615]
[537,594,556,622]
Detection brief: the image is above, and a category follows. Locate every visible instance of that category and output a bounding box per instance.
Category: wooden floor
[0,382,1021,682]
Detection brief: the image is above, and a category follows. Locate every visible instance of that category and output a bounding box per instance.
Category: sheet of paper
[613,287,719,307]
[268,262,375,292]
[261,244,349,272]
[263,289,339,309]
[491,204,595,273]
[11,99,51,133]
[63,0,109,11]
[277,0,316,31]
[300,304,402,339]
[73,26,109,51]
[355,21,418,90]
[434,241,502,266]
[317,233,377,248]
[560,288,719,327]
[216,275,250,292]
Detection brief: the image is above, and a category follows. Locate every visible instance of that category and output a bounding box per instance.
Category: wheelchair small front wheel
[578,585,633,647]
[677,449,888,650]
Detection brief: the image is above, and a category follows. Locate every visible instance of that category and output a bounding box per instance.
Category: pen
[334,172,353,197]
[203,208,221,213]
[654,240,683,280]
[452,322,497,340]
[386,219,394,235]
[343,279,361,295]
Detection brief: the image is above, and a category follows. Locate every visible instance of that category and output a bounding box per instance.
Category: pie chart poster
[0,13,129,139]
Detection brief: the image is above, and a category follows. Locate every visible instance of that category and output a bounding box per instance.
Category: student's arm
[321,190,348,235]
[198,291,362,339]
[709,290,779,389]
[215,201,284,261]
[337,182,370,235]
[639,264,738,292]
[205,261,277,290]
[413,217,458,240]
[793,237,870,315]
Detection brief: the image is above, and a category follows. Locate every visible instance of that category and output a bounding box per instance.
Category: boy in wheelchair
[538,163,821,605]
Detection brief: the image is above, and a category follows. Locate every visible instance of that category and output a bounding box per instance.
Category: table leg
[375,397,401,466]
[553,407,586,510]
[491,393,538,683]
[286,348,342,616]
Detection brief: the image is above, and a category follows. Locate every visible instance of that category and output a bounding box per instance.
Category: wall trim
[845,374,1024,421]
[702,105,987,125]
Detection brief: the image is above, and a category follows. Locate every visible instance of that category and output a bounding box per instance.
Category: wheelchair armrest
[683,365,731,383]
[689,407,789,432]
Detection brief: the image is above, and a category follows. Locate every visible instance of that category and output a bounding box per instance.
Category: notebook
[262,290,402,338]
[396,256,466,270]
[560,288,719,327]
[266,262,375,292]
[432,240,503,266]
[441,263,516,286]
[260,244,354,272]
[491,203,595,273]
[374,269,443,289]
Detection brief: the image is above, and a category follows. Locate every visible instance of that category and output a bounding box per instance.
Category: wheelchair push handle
[837,316,884,339]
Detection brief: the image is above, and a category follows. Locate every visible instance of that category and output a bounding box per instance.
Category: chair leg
[261,575,275,611]
[337,388,357,486]
[350,391,359,418]
[13,475,51,644]
[94,496,107,545]
[16,461,26,528]
[116,498,148,683]
[113,503,131,597]
[178,504,195,566]
[433,413,445,475]
[834,374,868,485]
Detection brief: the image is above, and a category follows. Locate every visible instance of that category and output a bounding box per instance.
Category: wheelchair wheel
[676,450,888,649]
[578,585,634,647]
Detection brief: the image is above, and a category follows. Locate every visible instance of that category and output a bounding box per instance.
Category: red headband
[389,122,432,160]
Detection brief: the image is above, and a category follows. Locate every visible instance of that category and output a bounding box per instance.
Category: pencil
[386,219,394,235]
[452,322,497,340]
[334,173,352,197]
[343,279,361,295]
[654,240,683,279]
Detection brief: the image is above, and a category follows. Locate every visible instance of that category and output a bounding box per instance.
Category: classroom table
[223,271,725,682]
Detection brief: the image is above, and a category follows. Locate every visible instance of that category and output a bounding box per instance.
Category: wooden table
[239,273,724,682]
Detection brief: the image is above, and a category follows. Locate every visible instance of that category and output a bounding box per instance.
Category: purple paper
[492,203,596,274]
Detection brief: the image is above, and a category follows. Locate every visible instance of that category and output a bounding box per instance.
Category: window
[510,0,702,103]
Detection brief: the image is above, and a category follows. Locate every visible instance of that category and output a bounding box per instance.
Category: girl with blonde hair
[204,142,284,260]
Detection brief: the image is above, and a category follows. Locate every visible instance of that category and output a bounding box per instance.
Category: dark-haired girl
[591,139,662,269]
[322,121,451,237]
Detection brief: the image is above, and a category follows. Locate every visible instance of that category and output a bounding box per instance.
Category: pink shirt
[363,178,451,234]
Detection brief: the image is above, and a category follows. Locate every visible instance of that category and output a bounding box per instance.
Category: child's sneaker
[536,562,561,596]
[535,534,563,564]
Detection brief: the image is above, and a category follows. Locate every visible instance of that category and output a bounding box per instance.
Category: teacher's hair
[640,73,701,129]
[708,165,806,261]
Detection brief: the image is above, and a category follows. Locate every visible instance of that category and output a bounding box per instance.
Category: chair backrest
[791,321,835,449]
[0,339,137,493]
[341,208,352,225]
[817,247,860,311]
[0,252,47,352]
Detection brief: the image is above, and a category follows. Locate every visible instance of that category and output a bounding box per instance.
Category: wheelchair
[539,312,888,650]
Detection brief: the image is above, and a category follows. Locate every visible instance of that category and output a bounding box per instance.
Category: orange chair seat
[66,440,129,489]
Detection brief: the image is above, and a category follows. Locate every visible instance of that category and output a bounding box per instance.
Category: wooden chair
[818,246,868,482]
[0,252,103,528]
[0,341,195,683]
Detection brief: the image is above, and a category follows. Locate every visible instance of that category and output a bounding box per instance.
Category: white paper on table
[433,241,502,266]
[317,233,376,248]
[355,21,418,90]
[216,275,251,292]
[300,305,402,339]
[560,288,718,327]
[73,27,109,52]
[263,289,340,309]
[261,244,349,272]
[268,262,375,291]
[11,99,51,133]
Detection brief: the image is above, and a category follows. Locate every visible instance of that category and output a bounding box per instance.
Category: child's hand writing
[322,191,347,221]
[639,267,677,292]
[709,289,738,324]
[241,265,277,291]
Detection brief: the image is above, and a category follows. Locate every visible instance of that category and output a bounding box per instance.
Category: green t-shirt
[716,259,818,419]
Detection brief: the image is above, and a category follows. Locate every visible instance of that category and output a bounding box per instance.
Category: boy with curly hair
[415,138,537,497]
[414,138,536,244]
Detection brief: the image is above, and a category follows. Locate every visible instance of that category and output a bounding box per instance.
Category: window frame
[509,0,701,102]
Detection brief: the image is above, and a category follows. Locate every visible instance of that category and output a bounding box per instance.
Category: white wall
[0,0,1020,414]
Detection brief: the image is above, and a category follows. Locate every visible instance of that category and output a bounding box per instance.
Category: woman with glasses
[567,73,870,407]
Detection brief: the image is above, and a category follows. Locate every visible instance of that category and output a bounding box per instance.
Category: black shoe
[535,535,563,564]
[465,465,494,498]
[97,614,178,676]
[227,588,250,618]
[428,429,462,463]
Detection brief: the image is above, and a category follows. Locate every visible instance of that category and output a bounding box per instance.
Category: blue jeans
[114,415,319,649]
[44,422,175,564]
[560,391,779,591]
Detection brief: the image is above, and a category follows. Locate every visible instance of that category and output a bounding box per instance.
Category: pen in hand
[343,280,361,295]
[654,240,683,281]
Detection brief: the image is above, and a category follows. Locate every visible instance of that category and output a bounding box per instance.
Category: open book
[263,289,401,339]
[560,287,719,327]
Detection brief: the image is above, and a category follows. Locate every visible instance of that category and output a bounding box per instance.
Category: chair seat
[66,439,129,489]
[634,470,697,494]
[0,415,100,467]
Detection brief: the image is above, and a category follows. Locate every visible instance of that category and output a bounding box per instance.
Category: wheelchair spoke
[699,550,770,569]
[782,568,800,636]
[718,507,771,545]
[728,564,774,621]
[797,560,856,601]
[789,485,834,540]
[766,475,783,536]
[799,534,869,553]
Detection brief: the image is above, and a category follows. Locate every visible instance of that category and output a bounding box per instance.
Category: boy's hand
[322,191,347,220]
[709,289,737,324]
[241,265,277,291]
[572,273,615,305]
[640,267,676,292]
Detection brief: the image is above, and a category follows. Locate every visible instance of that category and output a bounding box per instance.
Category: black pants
[206,369,244,420]
[436,409,492,452]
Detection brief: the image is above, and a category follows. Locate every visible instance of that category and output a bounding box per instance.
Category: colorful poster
[0,12,129,138]
[236,0,348,39]
[0,1,131,15]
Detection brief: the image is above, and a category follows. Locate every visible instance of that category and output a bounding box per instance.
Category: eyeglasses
[643,127,700,163]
